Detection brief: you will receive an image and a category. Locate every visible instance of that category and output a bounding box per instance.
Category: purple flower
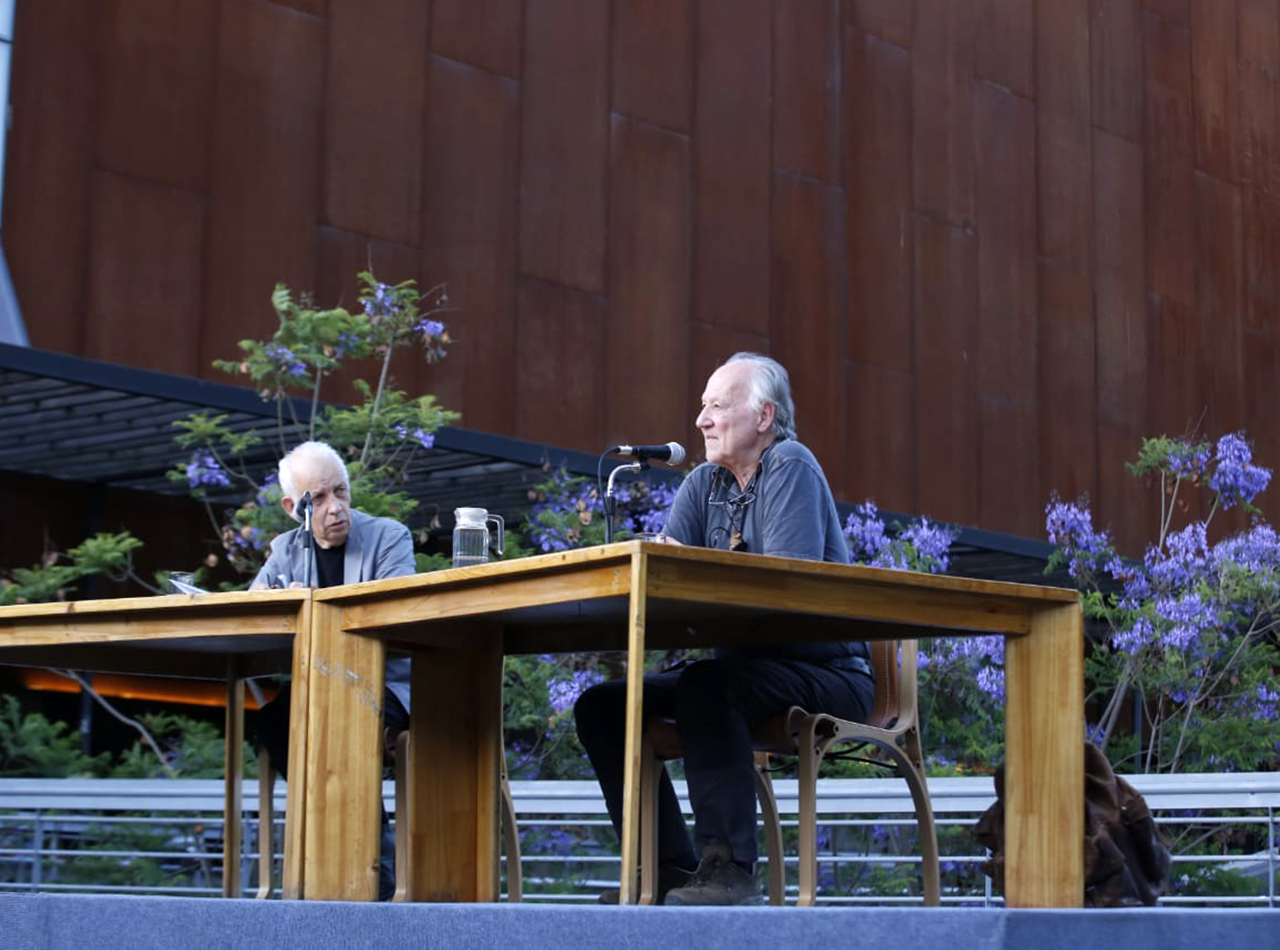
[547,668,604,715]
[1167,441,1211,480]
[186,448,231,488]
[363,282,395,322]
[1045,497,1112,580]
[394,424,435,449]
[1209,432,1271,508]
[845,502,890,561]
[264,343,307,377]
[415,318,445,338]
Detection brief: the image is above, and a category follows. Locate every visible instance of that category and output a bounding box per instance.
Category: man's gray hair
[278,441,350,505]
[725,352,797,440]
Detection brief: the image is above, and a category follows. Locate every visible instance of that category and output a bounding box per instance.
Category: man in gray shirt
[575,353,874,905]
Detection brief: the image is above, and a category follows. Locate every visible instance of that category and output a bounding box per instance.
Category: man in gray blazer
[250,440,415,898]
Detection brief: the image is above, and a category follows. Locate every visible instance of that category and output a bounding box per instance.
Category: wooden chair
[638,640,938,907]
[254,733,524,901]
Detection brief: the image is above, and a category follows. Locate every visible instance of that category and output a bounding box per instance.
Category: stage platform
[2,893,1275,950]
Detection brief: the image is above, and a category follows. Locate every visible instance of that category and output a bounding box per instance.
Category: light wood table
[304,541,1084,907]
[0,590,311,896]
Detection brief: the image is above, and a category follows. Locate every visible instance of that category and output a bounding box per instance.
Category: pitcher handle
[488,513,505,557]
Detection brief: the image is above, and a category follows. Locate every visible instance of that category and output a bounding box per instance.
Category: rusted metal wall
[5,0,1278,554]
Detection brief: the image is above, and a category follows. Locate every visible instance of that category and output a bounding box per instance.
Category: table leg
[405,629,504,901]
[281,597,313,900]
[618,551,649,905]
[222,659,244,898]
[1003,601,1085,907]
[301,600,386,900]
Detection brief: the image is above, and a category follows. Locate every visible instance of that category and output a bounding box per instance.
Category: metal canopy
[0,342,1070,588]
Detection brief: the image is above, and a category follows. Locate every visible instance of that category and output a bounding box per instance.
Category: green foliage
[171,270,460,581]
[0,531,155,606]
[0,696,112,777]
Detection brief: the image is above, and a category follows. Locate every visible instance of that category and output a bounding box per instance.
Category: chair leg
[392,730,411,902]
[501,758,523,902]
[255,749,275,899]
[752,752,786,905]
[796,716,824,906]
[897,729,940,906]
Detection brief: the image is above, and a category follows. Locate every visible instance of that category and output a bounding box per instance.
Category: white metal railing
[0,774,1276,905]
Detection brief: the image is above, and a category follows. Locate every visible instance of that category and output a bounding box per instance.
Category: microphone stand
[295,492,315,589]
[604,462,646,543]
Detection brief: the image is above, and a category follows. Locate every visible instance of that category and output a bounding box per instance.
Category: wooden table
[0,590,311,896]
[304,541,1084,907]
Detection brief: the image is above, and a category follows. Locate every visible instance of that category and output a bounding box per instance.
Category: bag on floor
[974,741,1171,907]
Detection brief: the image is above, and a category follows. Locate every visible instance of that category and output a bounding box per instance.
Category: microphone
[608,442,686,464]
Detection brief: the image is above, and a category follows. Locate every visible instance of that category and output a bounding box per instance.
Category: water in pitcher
[452,507,504,568]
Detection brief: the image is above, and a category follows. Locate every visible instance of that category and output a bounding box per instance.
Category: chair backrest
[866,639,919,732]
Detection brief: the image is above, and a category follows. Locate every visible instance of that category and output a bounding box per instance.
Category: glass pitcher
[452,507,504,568]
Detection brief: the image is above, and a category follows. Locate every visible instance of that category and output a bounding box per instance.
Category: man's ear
[757,401,776,434]
[281,496,296,519]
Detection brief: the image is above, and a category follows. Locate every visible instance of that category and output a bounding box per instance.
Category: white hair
[724,352,797,440]
[278,441,349,506]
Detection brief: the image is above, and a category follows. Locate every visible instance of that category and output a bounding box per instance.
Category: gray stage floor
[2,893,1276,950]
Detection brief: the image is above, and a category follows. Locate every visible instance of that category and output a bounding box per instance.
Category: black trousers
[574,655,874,868]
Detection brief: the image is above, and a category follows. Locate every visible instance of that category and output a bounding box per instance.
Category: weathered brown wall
[6,0,1280,555]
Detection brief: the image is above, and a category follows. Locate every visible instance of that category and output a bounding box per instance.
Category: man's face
[285,457,352,549]
[695,361,773,478]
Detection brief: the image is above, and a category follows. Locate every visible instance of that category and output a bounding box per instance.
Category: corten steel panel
[973,0,1033,98]
[1091,0,1143,141]
[974,80,1036,404]
[517,0,609,294]
[1190,1,1241,184]
[203,0,324,374]
[1035,2,1091,271]
[1194,174,1245,429]
[1147,295,1208,457]
[605,117,691,448]
[1240,0,1280,72]
[612,0,693,132]
[845,0,914,47]
[1145,0,1191,24]
[980,399,1040,538]
[1037,261,1098,508]
[273,0,326,15]
[1097,422,1156,560]
[692,0,771,338]
[514,279,606,450]
[912,0,975,227]
[1144,11,1197,308]
[770,172,845,477]
[1243,190,1280,333]
[2,0,102,355]
[323,0,430,247]
[96,0,216,192]
[913,216,979,525]
[1093,129,1147,432]
[773,0,841,183]
[430,0,523,79]
[85,172,206,378]
[844,30,916,371]
[843,362,915,513]
[420,58,521,436]
[1245,329,1280,495]
[1238,62,1280,203]
[845,32,912,373]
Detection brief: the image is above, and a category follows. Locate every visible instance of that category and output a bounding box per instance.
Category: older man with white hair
[251,440,416,899]
[575,353,875,905]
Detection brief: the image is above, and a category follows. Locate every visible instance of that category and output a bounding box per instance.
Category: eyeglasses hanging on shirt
[707,468,759,552]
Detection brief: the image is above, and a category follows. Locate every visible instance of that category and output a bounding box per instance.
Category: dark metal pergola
[0,341,1068,587]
